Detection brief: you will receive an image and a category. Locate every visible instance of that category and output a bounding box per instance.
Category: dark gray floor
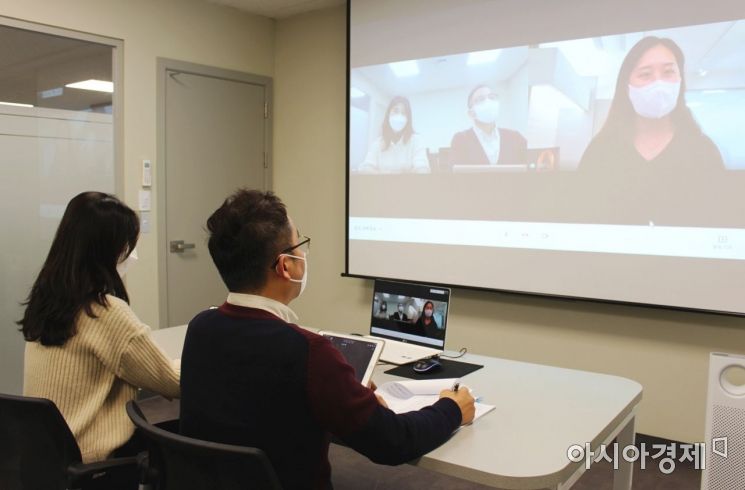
[329,444,701,490]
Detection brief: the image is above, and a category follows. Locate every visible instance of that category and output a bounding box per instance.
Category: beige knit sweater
[23,295,180,463]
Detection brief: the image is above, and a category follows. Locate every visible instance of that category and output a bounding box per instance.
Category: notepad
[375,378,495,421]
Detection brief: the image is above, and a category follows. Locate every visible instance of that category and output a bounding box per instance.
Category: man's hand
[369,381,389,408]
[439,387,475,425]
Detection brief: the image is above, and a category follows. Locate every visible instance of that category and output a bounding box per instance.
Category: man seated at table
[179,189,475,490]
[449,84,527,167]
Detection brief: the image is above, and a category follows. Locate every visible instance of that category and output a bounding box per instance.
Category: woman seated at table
[19,191,180,466]
[359,96,430,173]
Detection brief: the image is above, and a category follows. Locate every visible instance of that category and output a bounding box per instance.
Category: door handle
[170,240,196,253]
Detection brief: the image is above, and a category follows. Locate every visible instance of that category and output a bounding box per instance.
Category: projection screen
[347,0,745,315]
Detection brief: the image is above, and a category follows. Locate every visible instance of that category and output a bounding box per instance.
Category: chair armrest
[66,456,138,485]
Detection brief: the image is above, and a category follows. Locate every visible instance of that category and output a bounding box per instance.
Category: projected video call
[348,1,745,315]
[350,20,745,175]
[371,293,448,341]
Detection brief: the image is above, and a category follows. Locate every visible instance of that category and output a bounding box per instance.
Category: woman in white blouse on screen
[359,96,430,174]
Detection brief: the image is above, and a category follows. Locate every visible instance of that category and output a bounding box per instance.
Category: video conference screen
[347,0,745,315]
[371,280,449,348]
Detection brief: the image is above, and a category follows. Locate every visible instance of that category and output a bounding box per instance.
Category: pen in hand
[451,381,460,392]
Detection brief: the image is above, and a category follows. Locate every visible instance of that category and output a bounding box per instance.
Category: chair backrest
[0,392,82,490]
[126,401,282,490]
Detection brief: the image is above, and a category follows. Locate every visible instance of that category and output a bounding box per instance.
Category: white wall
[275,6,745,444]
[0,0,275,328]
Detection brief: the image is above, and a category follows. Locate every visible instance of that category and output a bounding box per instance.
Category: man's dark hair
[467,84,491,109]
[207,189,292,292]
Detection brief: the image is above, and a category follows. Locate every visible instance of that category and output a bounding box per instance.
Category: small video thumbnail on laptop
[370,279,450,349]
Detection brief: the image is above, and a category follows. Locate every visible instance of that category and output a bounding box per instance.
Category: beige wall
[274,6,745,443]
[0,0,275,326]
[6,0,745,444]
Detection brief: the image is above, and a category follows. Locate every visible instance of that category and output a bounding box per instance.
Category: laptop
[319,331,384,385]
[367,279,451,365]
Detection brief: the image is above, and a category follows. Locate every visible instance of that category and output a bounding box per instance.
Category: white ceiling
[208,0,345,18]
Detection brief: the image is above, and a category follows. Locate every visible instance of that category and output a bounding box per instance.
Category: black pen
[451,381,460,392]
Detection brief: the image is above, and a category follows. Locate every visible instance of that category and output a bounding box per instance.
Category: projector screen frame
[343,0,745,318]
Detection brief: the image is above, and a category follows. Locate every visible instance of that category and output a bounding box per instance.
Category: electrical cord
[439,347,468,359]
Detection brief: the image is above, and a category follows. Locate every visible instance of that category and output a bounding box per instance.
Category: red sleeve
[298,329,379,437]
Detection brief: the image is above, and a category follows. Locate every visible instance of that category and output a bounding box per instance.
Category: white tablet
[319,331,384,386]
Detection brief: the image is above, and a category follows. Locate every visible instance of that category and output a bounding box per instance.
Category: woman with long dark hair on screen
[414,301,443,341]
[19,192,179,469]
[578,36,726,225]
[579,36,723,172]
[359,95,430,173]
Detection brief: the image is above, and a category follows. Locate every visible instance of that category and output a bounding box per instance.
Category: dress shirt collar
[226,292,299,324]
[473,123,499,140]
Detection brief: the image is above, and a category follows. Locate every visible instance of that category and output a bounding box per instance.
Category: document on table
[375,378,495,421]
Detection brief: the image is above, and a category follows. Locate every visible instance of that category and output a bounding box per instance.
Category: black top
[416,316,443,341]
[576,129,740,226]
[180,303,462,490]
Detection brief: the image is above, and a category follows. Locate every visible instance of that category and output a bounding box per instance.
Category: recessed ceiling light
[467,49,502,65]
[0,101,34,108]
[65,79,114,93]
[389,60,420,78]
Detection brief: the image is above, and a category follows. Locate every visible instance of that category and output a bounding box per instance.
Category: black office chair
[0,392,138,490]
[125,401,282,490]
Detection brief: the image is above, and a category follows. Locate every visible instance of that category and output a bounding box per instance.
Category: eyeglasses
[271,235,311,268]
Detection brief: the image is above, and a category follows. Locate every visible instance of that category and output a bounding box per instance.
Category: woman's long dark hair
[596,36,701,143]
[18,191,139,346]
[381,96,415,151]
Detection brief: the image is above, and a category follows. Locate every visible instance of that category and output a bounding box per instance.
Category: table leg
[613,415,636,490]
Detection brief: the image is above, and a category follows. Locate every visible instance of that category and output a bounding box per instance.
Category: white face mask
[388,114,408,133]
[472,99,499,124]
[116,248,138,278]
[628,80,680,119]
[424,309,433,318]
[281,254,308,297]
[398,305,404,313]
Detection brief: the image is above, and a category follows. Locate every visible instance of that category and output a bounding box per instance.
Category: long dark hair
[381,96,414,151]
[18,191,139,346]
[596,36,701,142]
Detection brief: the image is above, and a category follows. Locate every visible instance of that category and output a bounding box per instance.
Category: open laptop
[367,279,451,365]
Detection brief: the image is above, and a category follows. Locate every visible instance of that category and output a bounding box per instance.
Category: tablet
[319,331,384,386]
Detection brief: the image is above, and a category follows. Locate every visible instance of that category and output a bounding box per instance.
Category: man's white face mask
[281,254,308,297]
[117,248,138,278]
[472,99,499,125]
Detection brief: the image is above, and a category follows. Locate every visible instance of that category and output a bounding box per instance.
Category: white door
[163,67,269,327]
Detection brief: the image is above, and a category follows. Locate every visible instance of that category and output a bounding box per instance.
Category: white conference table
[150,325,642,490]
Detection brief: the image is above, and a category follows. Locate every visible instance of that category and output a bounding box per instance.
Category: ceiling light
[65,79,114,93]
[0,101,34,108]
[467,49,502,65]
[389,60,420,78]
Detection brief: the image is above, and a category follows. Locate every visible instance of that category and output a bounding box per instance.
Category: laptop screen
[370,279,450,349]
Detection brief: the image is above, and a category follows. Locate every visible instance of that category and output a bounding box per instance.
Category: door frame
[156,58,273,329]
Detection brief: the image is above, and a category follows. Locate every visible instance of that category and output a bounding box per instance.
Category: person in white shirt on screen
[374,300,389,319]
[359,96,430,173]
[390,302,410,322]
[449,84,527,167]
